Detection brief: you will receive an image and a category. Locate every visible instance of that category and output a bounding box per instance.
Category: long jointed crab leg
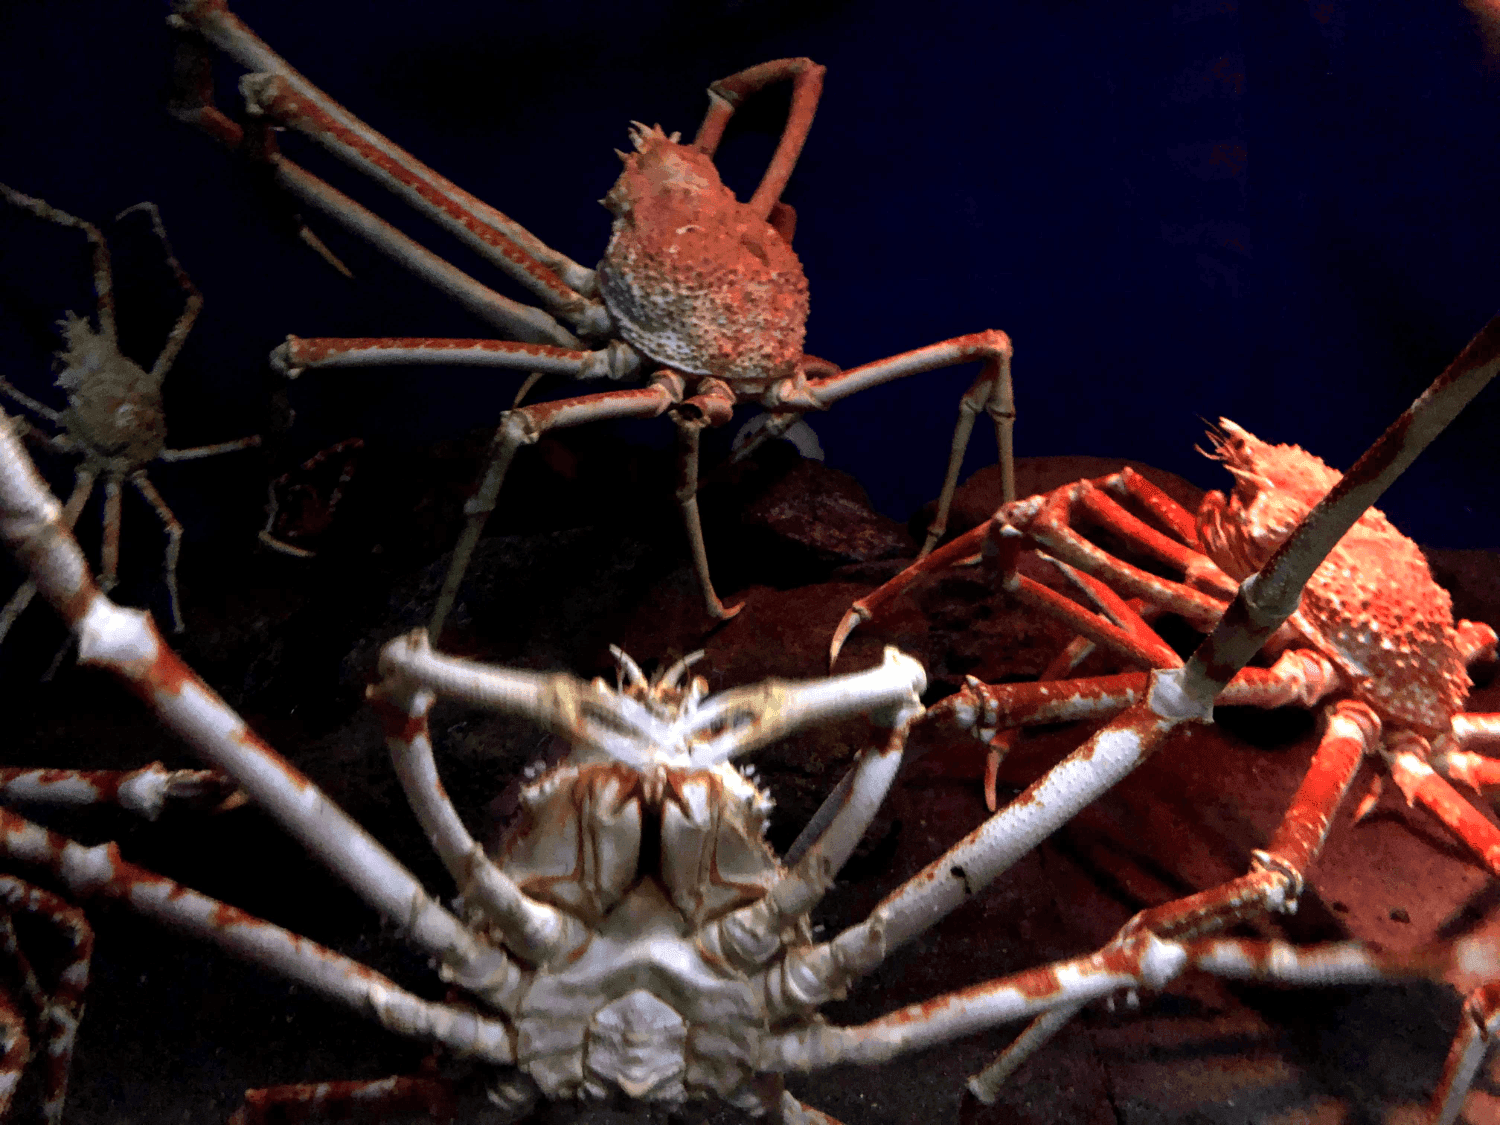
[831,464,1242,667]
[968,697,1376,1100]
[0,876,91,1125]
[796,329,1015,559]
[0,468,92,644]
[762,931,1495,1073]
[693,59,826,222]
[0,762,240,819]
[369,666,590,968]
[0,407,519,1009]
[269,336,642,382]
[0,992,22,1120]
[428,373,686,638]
[167,0,602,341]
[228,1073,457,1125]
[0,809,513,1066]
[761,314,1500,1096]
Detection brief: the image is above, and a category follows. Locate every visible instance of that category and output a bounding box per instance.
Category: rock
[739,457,915,568]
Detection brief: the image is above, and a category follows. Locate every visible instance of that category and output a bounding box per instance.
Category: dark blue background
[3,0,1498,550]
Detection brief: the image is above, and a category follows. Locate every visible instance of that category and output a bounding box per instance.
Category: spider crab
[3,316,1500,1120]
[0,184,260,646]
[166,0,1016,635]
[831,416,1500,1110]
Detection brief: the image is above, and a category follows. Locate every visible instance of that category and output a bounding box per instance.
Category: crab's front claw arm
[691,646,927,765]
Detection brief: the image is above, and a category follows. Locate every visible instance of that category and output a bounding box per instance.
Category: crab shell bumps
[598,123,810,390]
[1196,418,1470,737]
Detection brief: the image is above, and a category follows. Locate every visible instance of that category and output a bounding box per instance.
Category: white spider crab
[0,184,259,645]
[3,314,1500,1121]
[166,0,1016,634]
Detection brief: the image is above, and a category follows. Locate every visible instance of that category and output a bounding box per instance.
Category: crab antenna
[609,645,648,691]
[659,650,705,692]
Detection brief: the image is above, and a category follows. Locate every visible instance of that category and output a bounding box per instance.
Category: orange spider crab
[832,417,1500,1114]
[167,0,1016,636]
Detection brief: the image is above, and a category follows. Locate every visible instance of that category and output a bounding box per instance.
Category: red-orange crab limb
[167,0,1015,636]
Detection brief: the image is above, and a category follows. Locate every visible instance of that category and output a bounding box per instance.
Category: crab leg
[0,408,517,1002]
[266,156,582,347]
[941,647,1341,737]
[719,720,916,982]
[0,809,516,1064]
[923,358,1018,554]
[0,877,92,1125]
[167,1,601,324]
[99,475,121,595]
[127,470,185,632]
[0,184,116,344]
[0,991,25,1119]
[967,698,1377,1100]
[830,519,989,665]
[786,330,1015,563]
[229,1074,457,1125]
[1431,981,1500,1125]
[833,467,1241,664]
[693,58,827,223]
[0,466,93,645]
[429,374,685,639]
[115,202,203,380]
[239,74,609,336]
[675,379,741,619]
[270,335,642,382]
[760,931,1494,1072]
[377,631,925,768]
[0,762,240,818]
[157,434,261,461]
[1382,734,1500,876]
[1020,480,1232,626]
[367,673,588,968]
[1431,718,1500,791]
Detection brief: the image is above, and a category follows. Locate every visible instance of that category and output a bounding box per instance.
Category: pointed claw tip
[828,609,864,668]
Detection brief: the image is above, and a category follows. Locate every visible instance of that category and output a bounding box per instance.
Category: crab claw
[828,521,993,668]
[828,605,869,668]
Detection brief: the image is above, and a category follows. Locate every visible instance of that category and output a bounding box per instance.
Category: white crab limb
[0,762,234,820]
[370,677,588,967]
[707,719,914,977]
[0,809,515,1065]
[686,647,926,765]
[379,630,926,770]
[760,934,1500,1073]
[0,409,515,1001]
[776,678,1201,1012]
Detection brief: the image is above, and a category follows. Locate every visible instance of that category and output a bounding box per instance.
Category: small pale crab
[0,183,259,642]
[168,0,1017,636]
[833,418,1500,1109]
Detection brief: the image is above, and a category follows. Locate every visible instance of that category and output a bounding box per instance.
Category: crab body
[1197,420,1471,737]
[598,124,810,393]
[493,756,783,1105]
[53,311,168,468]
